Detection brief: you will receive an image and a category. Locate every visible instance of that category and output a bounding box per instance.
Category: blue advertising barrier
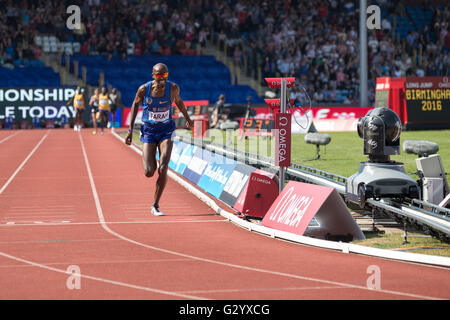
[219,163,256,208]
[167,140,183,168]
[173,143,195,175]
[168,139,265,210]
[197,154,237,198]
[182,147,213,184]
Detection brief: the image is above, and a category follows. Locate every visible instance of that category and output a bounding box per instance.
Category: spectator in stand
[1,0,447,107]
[328,85,337,103]
[313,90,324,105]
[322,84,331,103]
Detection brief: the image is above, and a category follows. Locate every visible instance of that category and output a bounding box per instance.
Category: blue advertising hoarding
[219,163,256,208]
[172,143,195,175]
[197,155,237,198]
[168,140,185,169]
[182,147,212,184]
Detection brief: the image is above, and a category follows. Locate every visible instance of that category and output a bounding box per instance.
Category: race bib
[149,110,170,122]
[100,99,107,105]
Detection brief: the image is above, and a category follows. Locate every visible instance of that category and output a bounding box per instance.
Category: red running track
[0,129,449,300]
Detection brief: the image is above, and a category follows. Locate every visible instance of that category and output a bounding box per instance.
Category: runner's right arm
[125,84,146,145]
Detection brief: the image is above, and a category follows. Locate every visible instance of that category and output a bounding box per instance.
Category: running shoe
[151,205,165,216]
[92,130,97,135]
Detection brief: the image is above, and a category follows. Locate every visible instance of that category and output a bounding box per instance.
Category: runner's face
[152,67,168,87]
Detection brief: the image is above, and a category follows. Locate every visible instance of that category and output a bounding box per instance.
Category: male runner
[89,88,99,134]
[66,86,86,131]
[125,63,194,216]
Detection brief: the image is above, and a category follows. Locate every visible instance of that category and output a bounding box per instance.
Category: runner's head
[152,63,168,86]
[76,86,81,93]
[101,86,107,94]
[94,88,99,95]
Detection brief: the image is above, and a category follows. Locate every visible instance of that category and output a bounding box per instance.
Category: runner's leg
[142,142,158,178]
[76,109,82,129]
[92,110,97,133]
[153,138,173,207]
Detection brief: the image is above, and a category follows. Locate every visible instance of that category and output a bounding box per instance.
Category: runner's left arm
[171,83,194,129]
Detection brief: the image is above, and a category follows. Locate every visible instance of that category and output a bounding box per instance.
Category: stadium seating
[3,1,447,109]
[393,5,435,40]
[0,65,60,87]
[65,54,264,106]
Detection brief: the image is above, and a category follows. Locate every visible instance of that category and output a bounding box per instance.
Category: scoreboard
[242,118,274,131]
[239,118,274,136]
[375,77,450,130]
[404,77,450,123]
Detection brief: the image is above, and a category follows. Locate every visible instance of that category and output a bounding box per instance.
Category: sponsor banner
[197,155,237,198]
[274,113,291,166]
[172,143,195,175]
[291,107,371,132]
[219,163,256,208]
[182,147,212,184]
[239,107,374,134]
[264,98,295,110]
[310,118,358,132]
[253,106,373,121]
[299,106,373,121]
[0,87,81,122]
[262,181,365,240]
[264,77,296,89]
[168,140,186,170]
[262,181,333,235]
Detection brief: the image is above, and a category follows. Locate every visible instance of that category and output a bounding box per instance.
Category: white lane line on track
[0,219,226,227]
[0,131,49,195]
[177,286,345,294]
[74,132,210,299]
[0,131,21,144]
[0,258,193,269]
[0,251,206,300]
[0,238,120,245]
[94,132,445,301]
[0,131,207,300]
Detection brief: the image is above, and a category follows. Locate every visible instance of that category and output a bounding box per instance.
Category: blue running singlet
[140,81,176,144]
